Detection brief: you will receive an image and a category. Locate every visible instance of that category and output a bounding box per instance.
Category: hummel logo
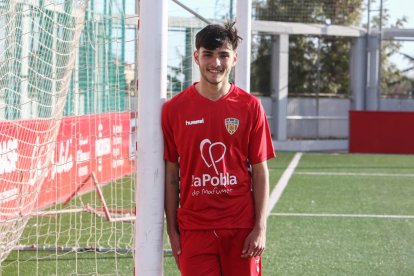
[186,118,205,126]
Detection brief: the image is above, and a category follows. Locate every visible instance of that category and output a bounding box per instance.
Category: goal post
[235,0,252,92]
[135,0,168,275]
[135,0,253,274]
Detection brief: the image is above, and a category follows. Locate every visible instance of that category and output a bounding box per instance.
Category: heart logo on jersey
[200,139,226,175]
[224,118,239,135]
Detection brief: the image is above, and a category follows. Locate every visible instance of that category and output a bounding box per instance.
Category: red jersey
[162,83,275,230]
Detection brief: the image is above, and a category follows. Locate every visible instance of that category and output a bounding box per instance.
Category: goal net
[0,0,217,274]
[0,0,87,264]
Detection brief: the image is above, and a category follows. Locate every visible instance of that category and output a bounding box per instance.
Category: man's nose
[213,56,221,66]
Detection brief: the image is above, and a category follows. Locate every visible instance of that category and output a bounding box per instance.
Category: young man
[162,22,275,276]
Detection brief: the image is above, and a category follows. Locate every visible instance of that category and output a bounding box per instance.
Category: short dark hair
[195,21,243,51]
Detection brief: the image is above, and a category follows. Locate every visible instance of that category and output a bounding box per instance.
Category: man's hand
[241,161,269,258]
[168,229,181,268]
[241,226,266,258]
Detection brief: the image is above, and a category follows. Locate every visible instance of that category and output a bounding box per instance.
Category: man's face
[194,42,238,86]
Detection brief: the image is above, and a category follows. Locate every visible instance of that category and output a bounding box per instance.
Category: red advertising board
[0,112,135,221]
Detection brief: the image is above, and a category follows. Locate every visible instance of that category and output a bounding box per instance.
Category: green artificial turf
[3,152,414,275]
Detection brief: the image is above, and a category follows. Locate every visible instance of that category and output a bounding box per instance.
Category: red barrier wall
[349,110,414,154]
[37,112,135,209]
[0,112,135,221]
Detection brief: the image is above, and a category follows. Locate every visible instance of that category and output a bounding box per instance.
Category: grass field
[2,152,414,275]
[264,153,414,275]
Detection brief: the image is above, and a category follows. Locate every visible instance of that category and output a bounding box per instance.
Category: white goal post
[134,0,252,275]
[135,0,168,275]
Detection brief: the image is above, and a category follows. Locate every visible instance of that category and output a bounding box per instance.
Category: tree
[251,0,364,97]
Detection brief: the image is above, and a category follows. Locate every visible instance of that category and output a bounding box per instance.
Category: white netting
[0,0,87,264]
[252,0,364,26]
[1,0,138,274]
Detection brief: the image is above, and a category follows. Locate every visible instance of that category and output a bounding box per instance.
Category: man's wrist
[253,223,266,231]
[167,224,179,235]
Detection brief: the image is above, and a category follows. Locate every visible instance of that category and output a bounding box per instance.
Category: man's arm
[241,161,269,258]
[165,160,181,267]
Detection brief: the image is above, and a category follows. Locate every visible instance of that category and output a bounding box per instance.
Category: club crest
[224,118,239,135]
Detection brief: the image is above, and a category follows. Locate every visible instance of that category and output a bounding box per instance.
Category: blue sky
[383,0,414,72]
[386,0,413,27]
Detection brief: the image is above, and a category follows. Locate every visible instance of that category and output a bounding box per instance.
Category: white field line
[269,212,414,219]
[267,152,303,216]
[295,172,414,177]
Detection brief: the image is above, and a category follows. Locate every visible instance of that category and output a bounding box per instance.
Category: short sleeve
[161,101,179,162]
[248,100,276,164]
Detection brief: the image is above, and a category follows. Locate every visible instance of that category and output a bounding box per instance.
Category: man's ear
[193,50,199,65]
[232,52,238,67]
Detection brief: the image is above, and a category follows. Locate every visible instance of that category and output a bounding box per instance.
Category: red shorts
[179,228,262,276]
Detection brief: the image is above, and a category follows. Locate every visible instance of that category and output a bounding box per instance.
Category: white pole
[235,0,252,92]
[135,0,168,275]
